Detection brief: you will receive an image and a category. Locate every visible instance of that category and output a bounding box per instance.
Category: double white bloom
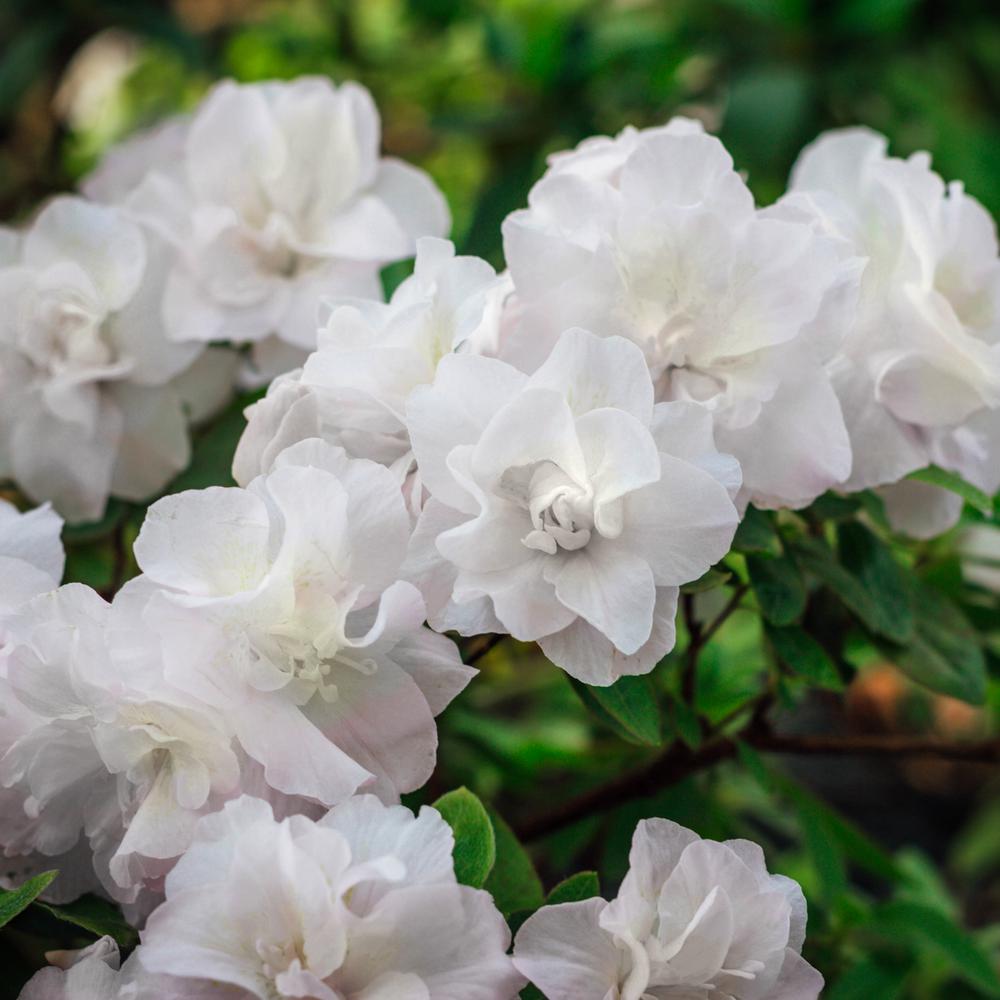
[782,128,1000,536]
[88,78,450,376]
[502,118,856,512]
[0,500,63,630]
[138,795,525,999]
[514,818,822,1000]
[0,198,230,521]
[0,583,240,912]
[406,329,740,685]
[234,236,507,496]
[122,438,472,806]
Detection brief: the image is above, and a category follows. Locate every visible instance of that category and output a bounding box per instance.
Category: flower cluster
[3,73,999,1000]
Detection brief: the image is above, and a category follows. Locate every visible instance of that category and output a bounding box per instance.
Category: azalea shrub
[1,3,1000,999]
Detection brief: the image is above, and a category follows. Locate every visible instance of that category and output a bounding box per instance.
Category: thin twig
[516,729,1000,841]
[698,583,750,649]
[463,633,508,666]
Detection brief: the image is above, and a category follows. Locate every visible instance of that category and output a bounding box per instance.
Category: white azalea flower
[138,794,525,999]
[0,500,64,629]
[0,584,240,908]
[404,328,740,685]
[502,118,856,511]
[0,197,227,522]
[233,237,507,506]
[124,438,473,805]
[93,78,450,376]
[514,818,823,1000]
[16,935,209,1000]
[784,127,1000,535]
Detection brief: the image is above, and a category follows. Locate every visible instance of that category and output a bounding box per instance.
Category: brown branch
[680,582,748,705]
[752,731,1000,762]
[516,729,1000,841]
[516,738,737,841]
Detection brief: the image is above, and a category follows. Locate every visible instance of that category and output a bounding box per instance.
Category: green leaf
[837,521,914,643]
[793,791,848,899]
[807,492,861,522]
[746,552,806,625]
[735,741,774,791]
[669,697,703,749]
[546,871,601,905]
[37,895,138,947]
[792,537,890,638]
[890,581,986,705]
[62,500,128,543]
[63,540,115,591]
[782,777,902,884]
[883,579,988,705]
[433,788,496,889]
[826,956,910,1000]
[570,675,662,747]
[746,760,903,884]
[732,505,780,553]
[166,392,259,493]
[0,870,58,927]
[874,900,1000,996]
[765,624,845,691]
[484,808,543,917]
[680,567,732,595]
[907,465,994,516]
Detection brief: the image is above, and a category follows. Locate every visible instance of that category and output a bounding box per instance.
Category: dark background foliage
[1,2,999,997]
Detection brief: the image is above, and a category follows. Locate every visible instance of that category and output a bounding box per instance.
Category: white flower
[123,438,473,806]
[0,584,240,908]
[138,794,525,999]
[15,935,201,1000]
[233,237,507,504]
[95,78,450,375]
[0,197,225,522]
[514,818,823,1000]
[502,118,856,511]
[404,328,740,685]
[784,127,1000,535]
[0,500,63,626]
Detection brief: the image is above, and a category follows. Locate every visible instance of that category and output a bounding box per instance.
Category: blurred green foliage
[1,1,999,997]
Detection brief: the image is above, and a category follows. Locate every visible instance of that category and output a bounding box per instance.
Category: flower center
[499,461,595,555]
[251,590,377,703]
[25,288,114,373]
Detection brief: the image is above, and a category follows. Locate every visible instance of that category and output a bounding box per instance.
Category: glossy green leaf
[826,956,910,1000]
[570,674,662,747]
[907,465,993,516]
[546,871,601,905]
[765,624,844,690]
[874,900,1000,995]
[891,581,986,704]
[166,392,260,493]
[484,808,543,917]
[807,492,861,521]
[747,552,806,625]
[37,894,138,947]
[792,537,889,637]
[0,870,57,928]
[669,696,703,749]
[837,521,913,643]
[680,567,732,595]
[433,788,496,889]
[732,505,780,553]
